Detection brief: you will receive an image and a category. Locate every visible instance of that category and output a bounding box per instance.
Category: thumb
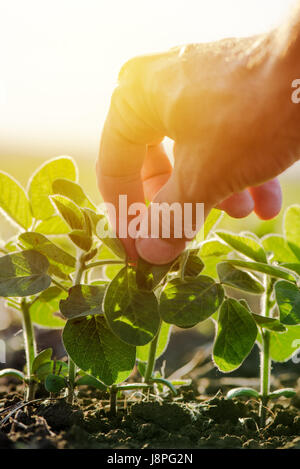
[135,165,214,265]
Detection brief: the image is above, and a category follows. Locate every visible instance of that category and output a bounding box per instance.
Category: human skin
[97,3,300,264]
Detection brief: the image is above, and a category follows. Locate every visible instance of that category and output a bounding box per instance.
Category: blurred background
[0,0,299,385]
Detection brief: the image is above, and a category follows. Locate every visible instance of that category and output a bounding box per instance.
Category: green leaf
[136,322,172,362]
[45,374,66,393]
[63,315,136,386]
[182,249,204,278]
[201,257,223,280]
[68,230,93,252]
[4,238,19,253]
[226,387,259,399]
[169,379,192,387]
[196,209,223,243]
[240,231,261,241]
[216,231,267,263]
[35,216,70,235]
[35,361,68,381]
[0,171,32,229]
[28,157,77,220]
[200,240,232,258]
[60,284,107,319]
[47,264,70,281]
[275,281,300,325]
[239,299,251,311]
[251,313,286,332]
[104,267,160,346]
[217,262,264,294]
[213,299,258,372]
[269,388,296,399]
[225,260,296,281]
[199,240,231,279]
[76,374,107,390]
[150,377,178,396]
[97,243,119,261]
[19,232,76,275]
[262,235,298,263]
[105,264,124,281]
[52,178,96,210]
[257,325,300,362]
[281,263,300,276]
[49,236,77,257]
[50,195,85,230]
[284,205,300,260]
[30,287,66,328]
[0,368,25,381]
[0,250,51,297]
[83,208,102,234]
[160,276,224,328]
[137,258,174,290]
[32,348,52,374]
[96,218,126,260]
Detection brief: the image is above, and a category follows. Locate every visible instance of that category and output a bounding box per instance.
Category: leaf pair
[61,268,160,386]
[50,195,94,252]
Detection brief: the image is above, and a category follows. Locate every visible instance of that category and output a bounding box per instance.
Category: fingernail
[135,238,182,265]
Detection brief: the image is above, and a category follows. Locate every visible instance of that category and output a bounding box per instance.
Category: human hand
[97,9,300,264]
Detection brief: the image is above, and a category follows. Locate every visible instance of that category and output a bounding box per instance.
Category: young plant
[0,157,299,426]
[0,157,109,400]
[210,208,300,425]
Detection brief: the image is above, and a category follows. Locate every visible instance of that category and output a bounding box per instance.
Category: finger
[216,190,254,218]
[136,154,214,264]
[141,144,173,201]
[135,181,188,264]
[248,179,282,220]
[97,108,147,260]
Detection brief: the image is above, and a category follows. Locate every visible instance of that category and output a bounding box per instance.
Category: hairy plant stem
[66,255,85,404]
[51,278,69,292]
[259,276,272,426]
[21,299,37,401]
[144,320,162,383]
[84,259,125,271]
[109,385,117,417]
[179,251,189,282]
[117,383,151,391]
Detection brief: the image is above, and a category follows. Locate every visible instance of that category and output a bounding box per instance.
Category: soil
[1,325,299,449]
[1,376,299,450]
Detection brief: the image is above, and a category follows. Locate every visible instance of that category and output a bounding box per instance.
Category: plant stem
[259,276,272,426]
[66,255,85,404]
[67,358,76,404]
[84,259,124,271]
[51,278,69,292]
[116,383,151,391]
[109,385,117,417]
[179,251,189,282]
[75,259,85,285]
[21,299,37,401]
[260,329,271,425]
[144,320,162,383]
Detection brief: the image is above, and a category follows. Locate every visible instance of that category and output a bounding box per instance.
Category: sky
[0,0,299,176]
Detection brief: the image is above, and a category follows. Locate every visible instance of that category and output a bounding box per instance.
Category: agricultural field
[0,156,299,450]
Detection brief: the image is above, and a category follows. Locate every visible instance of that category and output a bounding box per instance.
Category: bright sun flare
[0,0,296,160]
